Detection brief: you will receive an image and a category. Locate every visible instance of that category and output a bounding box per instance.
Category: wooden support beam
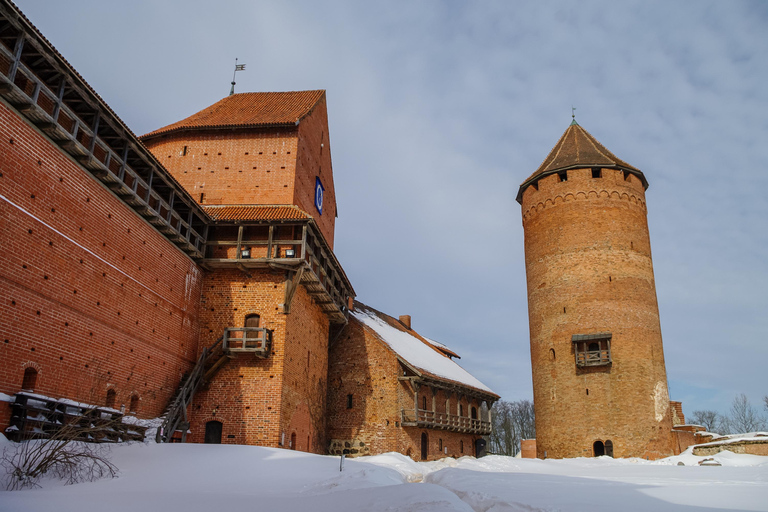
[8,32,24,83]
[283,266,305,314]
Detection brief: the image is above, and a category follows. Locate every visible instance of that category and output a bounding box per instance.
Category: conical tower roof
[516,122,647,203]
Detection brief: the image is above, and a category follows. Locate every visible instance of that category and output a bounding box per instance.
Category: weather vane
[229,58,246,96]
[571,106,578,125]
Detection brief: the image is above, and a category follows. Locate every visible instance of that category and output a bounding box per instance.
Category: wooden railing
[0,11,208,259]
[401,408,491,435]
[576,349,611,367]
[204,222,352,323]
[223,327,272,357]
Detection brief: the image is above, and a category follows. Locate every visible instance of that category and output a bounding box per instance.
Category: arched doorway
[420,432,428,460]
[204,420,223,444]
[605,440,614,457]
[593,440,605,457]
[290,432,297,450]
[244,314,260,348]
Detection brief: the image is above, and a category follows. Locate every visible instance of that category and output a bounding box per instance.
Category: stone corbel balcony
[401,408,492,436]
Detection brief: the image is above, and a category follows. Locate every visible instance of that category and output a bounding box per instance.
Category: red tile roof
[141,90,325,140]
[516,122,647,203]
[203,205,311,222]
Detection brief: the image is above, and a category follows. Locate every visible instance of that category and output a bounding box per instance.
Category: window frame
[572,333,612,367]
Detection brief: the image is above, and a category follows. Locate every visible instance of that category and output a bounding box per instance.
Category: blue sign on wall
[314,177,324,215]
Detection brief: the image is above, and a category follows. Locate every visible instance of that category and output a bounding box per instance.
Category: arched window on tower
[21,367,38,391]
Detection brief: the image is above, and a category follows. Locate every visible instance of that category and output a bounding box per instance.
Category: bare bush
[2,420,118,490]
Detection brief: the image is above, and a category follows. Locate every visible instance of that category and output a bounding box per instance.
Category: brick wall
[521,167,674,459]
[294,96,337,247]
[186,268,331,453]
[281,285,331,453]
[143,129,299,208]
[186,268,286,445]
[0,100,200,422]
[142,97,337,248]
[328,315,489,460]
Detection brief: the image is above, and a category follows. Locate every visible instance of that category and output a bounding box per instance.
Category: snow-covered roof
[351,305,496,396]
[421,336,460,359]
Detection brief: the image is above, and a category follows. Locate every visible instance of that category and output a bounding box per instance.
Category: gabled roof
[141,90,326,140]
[516,122,647,203]
[203,204,311,222]
[351,302,497,398]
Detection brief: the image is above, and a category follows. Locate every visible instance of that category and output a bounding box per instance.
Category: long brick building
[0,0,494,459]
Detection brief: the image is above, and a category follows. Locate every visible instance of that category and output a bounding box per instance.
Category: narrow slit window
[347,394,353,409]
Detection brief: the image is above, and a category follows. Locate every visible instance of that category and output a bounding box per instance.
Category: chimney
[399,315,411,330]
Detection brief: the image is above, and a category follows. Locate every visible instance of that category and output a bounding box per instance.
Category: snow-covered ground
[1,436,766,512]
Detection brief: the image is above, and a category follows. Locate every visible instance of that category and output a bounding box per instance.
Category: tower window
[181,145,188,156]
[591,168,602,179]
[572,333,612,367]
[557,171,568,182]
[347,394,353,409]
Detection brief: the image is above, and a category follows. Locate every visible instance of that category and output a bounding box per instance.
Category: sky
[12,0,768,418]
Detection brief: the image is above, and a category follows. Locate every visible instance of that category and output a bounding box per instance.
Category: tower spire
[229,58,246,96]
[571,106,578,125]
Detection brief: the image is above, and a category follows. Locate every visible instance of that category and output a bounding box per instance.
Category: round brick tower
[517,120,674,459]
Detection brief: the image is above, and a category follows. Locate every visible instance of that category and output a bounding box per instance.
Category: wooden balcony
[576,349,611,367]
[401,408,492,435]
[203,222,353,324]
[222,327,272,357]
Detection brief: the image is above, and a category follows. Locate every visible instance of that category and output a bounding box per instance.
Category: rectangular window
[591,168,602,179]
[558,171,568,182]
[347,394,353,409]
[572,333,612,367]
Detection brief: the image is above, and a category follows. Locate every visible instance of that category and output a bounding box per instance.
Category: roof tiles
[141,90,325,140]
[517,122,647,203]
[203,205,311,222]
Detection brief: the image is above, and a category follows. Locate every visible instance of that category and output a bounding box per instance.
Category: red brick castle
[0,0,495,460]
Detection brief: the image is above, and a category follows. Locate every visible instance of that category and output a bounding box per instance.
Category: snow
[0,393,13,403]
[695,431,768,447]
[1,444,766,512]
[353,309,494,393]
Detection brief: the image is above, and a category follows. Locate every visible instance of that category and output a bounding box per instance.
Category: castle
[517,119,708,459]
[0,0,495,460]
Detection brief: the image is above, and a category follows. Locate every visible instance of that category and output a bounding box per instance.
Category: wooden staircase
[156,336,229,443]
[155,327,273,443]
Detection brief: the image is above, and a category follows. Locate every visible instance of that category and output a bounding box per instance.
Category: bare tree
[490,399,535,456]
[689,410,724,433]
[726,393,767,434]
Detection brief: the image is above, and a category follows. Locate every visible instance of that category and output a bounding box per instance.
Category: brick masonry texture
[521,167,674,459]
[327,316,486,461]
[0,100,200,417]
[142,96,337,248]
